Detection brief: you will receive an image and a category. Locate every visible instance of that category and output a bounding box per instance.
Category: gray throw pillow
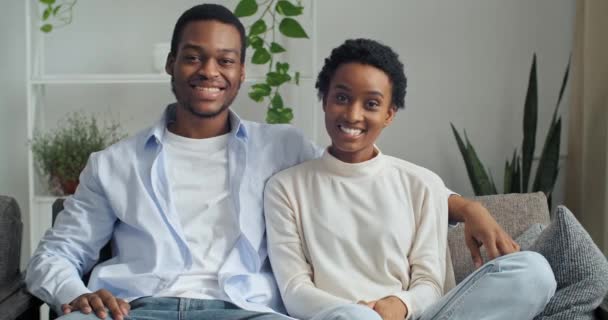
[515,223,545,251]
[530,205,608,320]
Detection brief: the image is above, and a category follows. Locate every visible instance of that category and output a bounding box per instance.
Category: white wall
[0,0,575,268]
[0,0,29,268]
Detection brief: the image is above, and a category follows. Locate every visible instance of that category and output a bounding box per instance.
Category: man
[26,4,519,320]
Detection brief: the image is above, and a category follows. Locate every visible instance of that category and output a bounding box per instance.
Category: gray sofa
[448,192,608,320]
[14,193,608,319]
[0,195,42,320]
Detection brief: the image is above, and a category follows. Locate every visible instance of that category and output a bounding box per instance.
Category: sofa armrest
[0,274,42,320]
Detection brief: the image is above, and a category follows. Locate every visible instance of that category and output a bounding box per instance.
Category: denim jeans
[309,251,556,320]
[57,298,290,320]
[58,251,556,320]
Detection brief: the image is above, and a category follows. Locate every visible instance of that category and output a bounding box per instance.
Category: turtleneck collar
[321,146,385,178]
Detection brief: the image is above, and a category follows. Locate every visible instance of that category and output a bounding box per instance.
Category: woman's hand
[372,296,408,320]
[461,200,520,267]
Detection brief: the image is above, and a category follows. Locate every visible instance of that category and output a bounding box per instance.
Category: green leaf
[551,57,570,125]
[248,83,272,102]
[270,42,286,53]
[249,35,263,49]
[276,0,304,16]
[234,0,258,17]
[52,5,62,16]
[276,62,289,74]
[42,7,52,20]
[294,71,300,85]
[521,54,538,192]
[40,24,53,33]
[464,132,497,195]
[271,93,284,109]
[266,71,291,86]
[450,123,497,195]
[250,19,267,36]
[503,160,512,194]
[279,18,308,38]
[266,107,293,124]
[252,48,271,64]
[532,118,561,195]
[39,0,55,4]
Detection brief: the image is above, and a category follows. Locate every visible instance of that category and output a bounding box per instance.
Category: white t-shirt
[156,129,239,301]
[264,149,449,320]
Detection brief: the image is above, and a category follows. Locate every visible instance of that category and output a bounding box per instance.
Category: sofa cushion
[517,223,545,251]
[448,192,551,283]
[531,205,608,320]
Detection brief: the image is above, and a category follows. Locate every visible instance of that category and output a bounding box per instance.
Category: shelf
[30,74,170,84]
[29,74,312,85]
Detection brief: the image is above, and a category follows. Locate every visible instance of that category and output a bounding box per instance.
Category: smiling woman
[263,38,557,320]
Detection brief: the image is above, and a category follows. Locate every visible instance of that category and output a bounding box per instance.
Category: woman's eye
[366,100,380,109]
[336,94,348,103]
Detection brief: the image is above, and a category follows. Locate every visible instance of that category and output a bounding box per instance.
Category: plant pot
[51,175,79,195]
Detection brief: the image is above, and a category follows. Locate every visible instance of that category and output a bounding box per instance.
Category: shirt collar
[145,103,248,149]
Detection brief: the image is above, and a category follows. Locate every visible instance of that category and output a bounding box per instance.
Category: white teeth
[339,125,362,136]
[195,87,221,92]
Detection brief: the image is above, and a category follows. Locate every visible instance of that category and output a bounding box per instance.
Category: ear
[384,105,397,127]
[165,53,175,76]
[240,63,246,82]
[321,95,327,112]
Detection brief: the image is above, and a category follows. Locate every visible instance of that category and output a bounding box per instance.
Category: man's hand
[372,296,408,320]
[61,289,130,320]
[461,201,520,267]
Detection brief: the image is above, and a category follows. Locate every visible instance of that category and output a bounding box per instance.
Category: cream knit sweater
[264,149,449,320]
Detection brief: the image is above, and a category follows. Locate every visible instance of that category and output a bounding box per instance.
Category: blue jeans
[59,251,555,320]
[310,251,556,320]
[57,298,290,320]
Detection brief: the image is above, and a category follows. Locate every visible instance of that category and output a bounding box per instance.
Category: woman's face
[323,62,396,163]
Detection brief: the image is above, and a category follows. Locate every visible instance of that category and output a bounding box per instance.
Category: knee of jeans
[510,251,557,299]
[326,304,382,320]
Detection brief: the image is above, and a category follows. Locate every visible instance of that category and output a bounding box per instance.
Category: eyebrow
[180,44,240,56]
[333,83,384,97]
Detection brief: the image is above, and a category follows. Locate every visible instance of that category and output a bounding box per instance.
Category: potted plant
[31,112,125,195]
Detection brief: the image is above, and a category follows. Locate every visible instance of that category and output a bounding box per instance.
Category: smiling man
[26,4,520,320]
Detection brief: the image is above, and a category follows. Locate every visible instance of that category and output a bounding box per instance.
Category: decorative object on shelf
[31,111,126,195]
[234,0,309,124]
[450,54,570,206]
[38,0,78,33]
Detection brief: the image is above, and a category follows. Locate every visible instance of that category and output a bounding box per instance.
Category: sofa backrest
[448,192,551,283]
[0,195,23,286]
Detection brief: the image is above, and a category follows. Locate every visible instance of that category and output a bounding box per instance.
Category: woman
[264,39,556,320]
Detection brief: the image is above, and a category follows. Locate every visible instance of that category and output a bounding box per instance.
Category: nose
[343,103,364,123]
[198,58,220,79]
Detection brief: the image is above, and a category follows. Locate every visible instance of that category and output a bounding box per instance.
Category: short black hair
[170,3,247,63]
[315,38,407,109]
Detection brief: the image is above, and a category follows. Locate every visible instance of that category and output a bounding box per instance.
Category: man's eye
[184,55,200,62]
[220,58,235,65]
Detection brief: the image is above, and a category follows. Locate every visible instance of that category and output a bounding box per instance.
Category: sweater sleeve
[393,179,449,320]
[264,177,351,319]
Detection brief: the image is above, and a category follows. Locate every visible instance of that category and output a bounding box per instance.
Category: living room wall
[0,0,575,269]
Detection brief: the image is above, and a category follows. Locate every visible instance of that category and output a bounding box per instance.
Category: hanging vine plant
[234,0,309,124]
[38,0,78,33]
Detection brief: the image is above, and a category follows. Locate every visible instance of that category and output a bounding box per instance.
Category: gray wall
[0,0,575,267]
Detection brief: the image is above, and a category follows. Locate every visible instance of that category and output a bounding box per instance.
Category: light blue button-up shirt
[25,104,321,313]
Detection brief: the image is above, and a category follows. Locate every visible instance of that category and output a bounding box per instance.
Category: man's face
[323,62,396,163]
[166,20,245,118]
